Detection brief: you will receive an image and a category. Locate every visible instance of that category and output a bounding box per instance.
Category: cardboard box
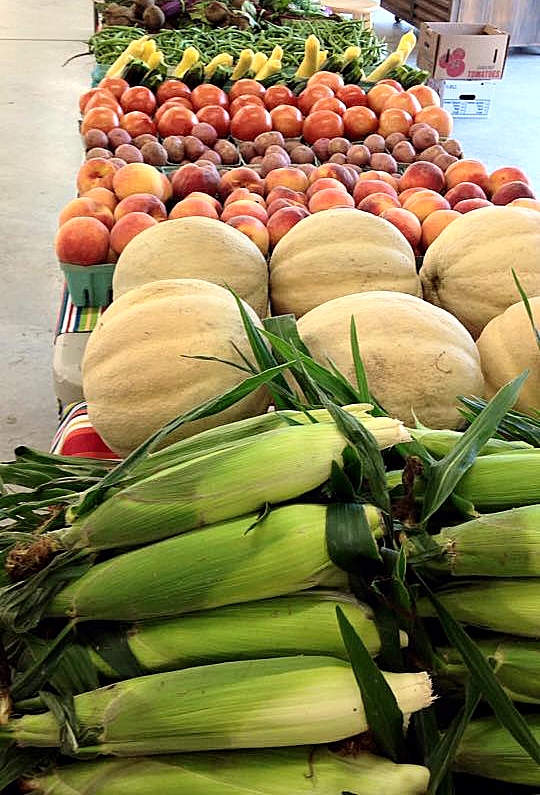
[430,79,497,119]
[417,22,510,81]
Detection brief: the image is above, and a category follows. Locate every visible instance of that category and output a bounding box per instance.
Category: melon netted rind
[269,209,422,319]
[82,279,271,457]
[296,290,485,429]
[420,206,540,339]
[112,216,269,318]
[476,296,540,416]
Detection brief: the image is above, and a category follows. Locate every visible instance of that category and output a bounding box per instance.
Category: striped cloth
[55,285,108,338]
[50,402,120,460]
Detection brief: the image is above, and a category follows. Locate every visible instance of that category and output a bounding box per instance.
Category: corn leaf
[410,709,454,795]
[336,605,406,763]
[512,269,540,352]
[421,372,528,522]
[0,746,54,792]
[458,396,540,447]
[416,573,540,766]
[326,502,382,569]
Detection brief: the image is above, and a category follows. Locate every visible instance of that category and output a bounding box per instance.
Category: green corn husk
[60,415,408,552]
[417,579,540,638]
[437,636,540,704]
[47,504,383,622]
[2,656,433,755]
[453,451,540,510]
[453,714,540,785]
[23,746,431,794]
[410,428,532,459]
[406,505,540,577]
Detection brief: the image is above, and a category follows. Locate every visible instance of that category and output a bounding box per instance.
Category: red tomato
[342,105,379,139]
[80,106,120,135]
[302,110,344,145]
[377,78,404,92]
[196,105,231,137]
[84,92,123,117]
[156,79,191,105]
[264,85,297,110]
[297,84,334,116]
[121,111,157,138]
[228,79,266,102]
[157,106,198,137]
[79,87,113,114]
[310,97,347,116]
[229,94,265,116]
[155,97,194,124]
[120,86,157,116]
[335,84,368,108]
[307,71,345,93]
[98,76,129,99]
[230,105,272,141]
[190,84,228,111]
[269,105,303,138]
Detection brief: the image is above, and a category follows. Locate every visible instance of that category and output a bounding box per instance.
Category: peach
[399,187,425,205]
[113,193,168,222]
[353,179,398,206]
[402,189,451,222]
[453,198,493,213]
[421,209,461,250]
[444,182,487,208]
[266,186,307,206]
[112,163,166,200]
[308,163,356,193]
[399,161,445,193]
[81,186,118,212]
[267,198,305,216]
[218,167,265,200]
[186,192,222,213]
[171,163,220,200]
[306,178,348,201]
[308,188,355,213]
[489,166,531,197]
[358,170,399,192]
[492,181,536,206]
[76,157,117,194]
[444,159,491,195]
[58,197,114,229]
[267,205,310,248]
[55,216,110,265]
[265,167,309,194]
[509,198,540,212]
[110,212,158,254]
[357,192,400,215]
[221,200,269,224]
[226,215,270,256]
[168,197,220,220]
[159,172,173,203]
[223,189,266,208]
[381,207,422,248]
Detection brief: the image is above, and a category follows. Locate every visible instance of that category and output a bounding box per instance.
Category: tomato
[155,97,194,124]
[230,105,272,141]
[157,105,198,137]
[297,84,334,116]
[335,84,368,108]
[302,110,344,145]
[307,71,345,93]
[156,79,191,105]
[80,106,120,135]
[229,94,265,117]
[196,105,231,137]
[310,97,347,116]
[98,76,129,98]
[228,79,266,102]
[79,87,113,114]
[382,91,422,116]
[120,86,157,116]
[343,106,378,139]
[377,108,413,137]
[269,105,303,138]
[377,78,404,92]
[366,83,399,114]
[120,111,157,138]
[190,84,228,111]
[264,85,297,110]
[84,92,123,117]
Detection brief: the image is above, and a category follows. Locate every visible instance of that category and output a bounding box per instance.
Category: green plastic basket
[60,262,114,308]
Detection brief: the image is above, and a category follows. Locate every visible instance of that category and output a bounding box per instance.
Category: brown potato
[290,145,315,164]
[284,138,302,154]
[133,133,158,149]
[198,148,221,165]
[433,152,458,171]
[115,144,144,163]
[84,129,109,149]
[385,132,407,151]
[347,144,371,167]
[370,152,398,174]
[162,136,185,163]
[214,139,240,165]
[254,131,285,155]
[312,138,331,162]
[328,152,347,164]
[184,135,206,161]
[363,133,386,153]
[191,122,218,147]
[86,147,112,160]
[328,137,350,156]
[411,126,439,152]
[442,138,463,158]
[140,141,168,166]
[260,151,291,176]
[392,141,416,163]
[417,144,446,163]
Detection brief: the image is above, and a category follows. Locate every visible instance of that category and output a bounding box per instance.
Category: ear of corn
[410,428,532,458]
[23,746,431,794]
[417,579,540,638]
[61,415,408,552]
[4,656,433,755]
[454,452,540,510]
[47,503,382,622]
[454,714,540,786]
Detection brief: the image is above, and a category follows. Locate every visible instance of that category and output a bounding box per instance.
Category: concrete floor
[0,1,539,460]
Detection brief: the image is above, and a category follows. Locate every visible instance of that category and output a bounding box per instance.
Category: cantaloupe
[82,279,270,457]
[296,291,485,429]
[420,206,540,339]
[112,217,269,318]
[269,209,422,319]
[476,297,540,416]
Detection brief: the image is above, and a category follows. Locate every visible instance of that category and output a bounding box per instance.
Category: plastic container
[60,262,115,307]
